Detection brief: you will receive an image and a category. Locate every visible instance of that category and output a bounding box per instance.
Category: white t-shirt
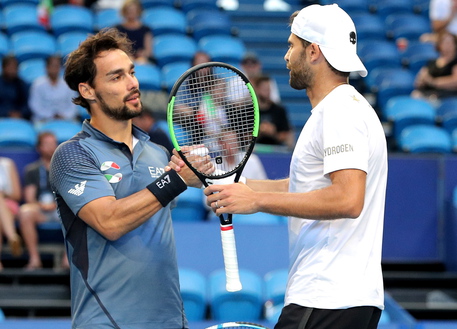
[430,0,457,35]
[286,85,387,310]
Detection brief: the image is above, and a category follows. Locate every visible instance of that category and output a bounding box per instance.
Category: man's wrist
[146,170,187,207]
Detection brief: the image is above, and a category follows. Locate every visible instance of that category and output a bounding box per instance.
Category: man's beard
[289,51,313,90]
[96,90,142,121]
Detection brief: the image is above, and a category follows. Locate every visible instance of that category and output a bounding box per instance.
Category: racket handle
[220,224,242,292]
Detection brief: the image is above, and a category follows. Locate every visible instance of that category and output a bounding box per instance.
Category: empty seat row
[0,3,233,41]
[0,118,81,148]
[0,30,246,73]
[179,267,287,322]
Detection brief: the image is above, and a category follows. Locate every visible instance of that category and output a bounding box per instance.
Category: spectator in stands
[18,132,66,270]
[252,75,294,149]
[427,0,457,41]
[115,0,153,64]
[0,55,30,119]
[172,5,387,329]
[132,106,173,153]
[412,30,457,103]
[0,156,23,268]
[28,55,79,126]
[241,52,281,103]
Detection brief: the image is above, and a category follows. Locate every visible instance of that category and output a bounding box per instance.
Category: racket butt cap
[226,281,242,292]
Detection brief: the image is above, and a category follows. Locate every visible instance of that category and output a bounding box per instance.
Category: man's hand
[166,148,214,188]
[204,182,258,216]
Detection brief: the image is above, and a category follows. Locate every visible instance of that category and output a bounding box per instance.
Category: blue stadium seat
[436,97,457,124]
[351,12,386,42]
[399,125,452,153]
[134,63,162,91]
[358,40,402,72]
[0,33,10,59]
[198,35,246,63]
[154,34,197,67]
[401,41,438,74]
[321,0,369,14]
[374,68,415,111]
[180,0,219,13]
[0,118,37,148]
[384,96,436,140]
[264,268,288,323]
[179,268,207,321]
[37,120,82,144]
[161,61,191,92]
[18,58,46,86]
[364,67,411,93]
[0,0,39,7]
[142,6,187,36]
[171,188,207,221]
[57,31,89,60]
[94,8,122,30]
[187,9,232,41]
[436,97,457,134]
[140,0,176,9]
[50,5,94,37]
[385,13,431,41]
[2,3,46,36]
[283,100,312,133]
[209,268,264,322]
[370,0,414,19]
[10,30,58,63]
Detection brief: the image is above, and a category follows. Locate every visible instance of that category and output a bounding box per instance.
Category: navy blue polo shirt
[50,120,187,329]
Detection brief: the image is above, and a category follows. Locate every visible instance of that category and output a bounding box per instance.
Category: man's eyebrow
[106,64,135,77]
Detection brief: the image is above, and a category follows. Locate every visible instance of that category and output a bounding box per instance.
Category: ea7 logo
[156,174,171,189]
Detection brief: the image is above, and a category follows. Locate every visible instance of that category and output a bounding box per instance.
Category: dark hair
[36,131,56,148]
[64,28,133,111]
[2,55,18,70]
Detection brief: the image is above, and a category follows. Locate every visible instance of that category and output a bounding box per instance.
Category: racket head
[205,322,270,329]
[167,62,259,184]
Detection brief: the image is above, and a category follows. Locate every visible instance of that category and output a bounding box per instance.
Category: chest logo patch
[101,161,122,183]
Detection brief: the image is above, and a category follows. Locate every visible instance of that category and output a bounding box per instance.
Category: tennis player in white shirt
[170,4,388,329]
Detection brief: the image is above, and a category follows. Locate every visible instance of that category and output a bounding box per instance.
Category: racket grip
[220,224,242,292]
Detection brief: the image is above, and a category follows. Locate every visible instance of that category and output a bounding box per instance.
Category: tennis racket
[167,62,259,292]
[205,322,270,329]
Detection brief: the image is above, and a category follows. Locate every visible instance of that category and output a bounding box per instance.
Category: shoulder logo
[68,180,87,196]
[100,161,120,171]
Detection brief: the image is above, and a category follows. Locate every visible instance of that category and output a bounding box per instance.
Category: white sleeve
[322,103,369,176]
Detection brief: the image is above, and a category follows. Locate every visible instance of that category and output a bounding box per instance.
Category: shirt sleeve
[50,140,115,216]
[322,100,369,176]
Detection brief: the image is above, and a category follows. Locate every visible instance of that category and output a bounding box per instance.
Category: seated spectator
[18,132,67,270]
[252,75,294,149]
[0,56,30,119]
[132,107,174,154]
[423,0,457,42]
[0,156,23,268]
[241,52,281,103]
[28,55,79,126]
[412,30,457,103]
[115,0,153,63]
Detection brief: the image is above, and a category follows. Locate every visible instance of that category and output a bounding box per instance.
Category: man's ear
[79,82,95,101]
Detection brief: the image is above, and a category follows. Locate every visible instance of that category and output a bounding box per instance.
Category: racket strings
[172,66,256,176]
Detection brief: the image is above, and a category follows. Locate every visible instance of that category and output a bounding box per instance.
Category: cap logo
[349,31,356,45]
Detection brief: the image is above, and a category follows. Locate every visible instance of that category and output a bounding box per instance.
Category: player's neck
[307,74,348,108]
[90,116,134,150]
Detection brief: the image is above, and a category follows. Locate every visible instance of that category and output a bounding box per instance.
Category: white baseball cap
[291,4,367,77]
